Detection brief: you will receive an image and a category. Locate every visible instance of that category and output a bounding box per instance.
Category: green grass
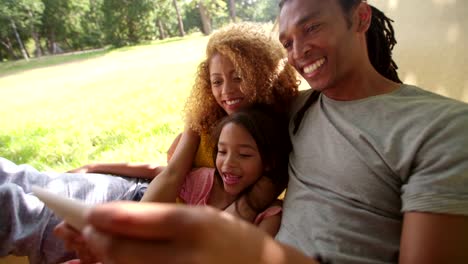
[0,34,208,171]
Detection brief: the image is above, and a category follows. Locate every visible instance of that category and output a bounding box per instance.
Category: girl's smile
[215,122,263,196]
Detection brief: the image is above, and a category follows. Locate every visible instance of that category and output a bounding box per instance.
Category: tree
[10,19,29,60]
[198,1,211,34]
[235,0,280,22]
[173,0,185,36]
[102,0,155,46]
[154,0,178,40]
[41,0,92,53]
[0,0,44,60]
[228,0,236,22]
[188,0,227,35]
[79,0,105,48]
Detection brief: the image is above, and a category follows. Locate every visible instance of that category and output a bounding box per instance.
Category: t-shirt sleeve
[401,104,468,215]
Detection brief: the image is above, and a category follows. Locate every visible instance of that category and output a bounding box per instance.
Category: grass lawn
[0,34,208,171]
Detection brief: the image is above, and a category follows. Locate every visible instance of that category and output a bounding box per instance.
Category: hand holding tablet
[31,186,91,230]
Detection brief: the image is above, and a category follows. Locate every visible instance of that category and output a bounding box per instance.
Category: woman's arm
[167,133,182,162]
[68,163,164,179]
[399,212,468,263]
[140,128,200,202]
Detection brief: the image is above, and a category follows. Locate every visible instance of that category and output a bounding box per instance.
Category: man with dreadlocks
[276,0,468,263]
[65,1,468,263]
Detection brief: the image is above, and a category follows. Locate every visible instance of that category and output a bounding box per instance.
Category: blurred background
[373,0,467,101]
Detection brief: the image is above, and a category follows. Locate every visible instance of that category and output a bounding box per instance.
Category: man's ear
[354,2,372,33]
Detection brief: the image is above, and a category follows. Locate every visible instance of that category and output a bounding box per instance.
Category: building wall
[371,0,468,102]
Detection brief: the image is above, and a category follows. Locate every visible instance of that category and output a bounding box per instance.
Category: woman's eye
[239,153,253,158]
[283,40,292,50]
[217,150,226,155]
[233,76,242,82]
[211,80,222,86]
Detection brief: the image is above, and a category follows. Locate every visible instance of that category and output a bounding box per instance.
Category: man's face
[279,0,360,93]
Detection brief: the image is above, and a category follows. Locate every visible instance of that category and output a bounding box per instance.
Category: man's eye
[306,24,320,33]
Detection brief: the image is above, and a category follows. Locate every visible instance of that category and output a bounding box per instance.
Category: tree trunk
[31,30,42,57]
[10,19,29,61]
[47,29,56,54]
[172,0,185,37]
[28,9,42,57]
[198,1,211,35]
[0,37,17,60]
[156,19,167,40]
[229,0,236,22]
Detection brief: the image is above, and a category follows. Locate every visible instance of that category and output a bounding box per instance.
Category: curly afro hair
[184,22,299,135]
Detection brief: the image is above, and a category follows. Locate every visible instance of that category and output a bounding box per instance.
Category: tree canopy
[0,0,280,61]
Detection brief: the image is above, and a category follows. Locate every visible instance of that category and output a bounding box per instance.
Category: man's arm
[399,212,468,264]
[82,201,318,264]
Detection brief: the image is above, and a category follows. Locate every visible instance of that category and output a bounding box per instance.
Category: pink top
[178,167,282,225]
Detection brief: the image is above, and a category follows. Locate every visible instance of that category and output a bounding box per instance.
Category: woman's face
[209,53,251,115]
[216,122,263,196]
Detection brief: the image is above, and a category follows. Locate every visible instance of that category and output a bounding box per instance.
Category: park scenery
[0,0,279,172]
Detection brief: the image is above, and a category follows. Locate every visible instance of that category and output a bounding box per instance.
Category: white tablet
[31,186,91,230]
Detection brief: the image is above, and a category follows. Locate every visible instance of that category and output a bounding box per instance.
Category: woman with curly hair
[140,22,299,204]
[1,22,299,263]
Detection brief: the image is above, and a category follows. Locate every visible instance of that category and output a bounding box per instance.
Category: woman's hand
[67,164,93,173]
[54,221,100,264]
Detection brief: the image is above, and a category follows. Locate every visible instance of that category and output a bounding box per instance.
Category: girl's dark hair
[212,104,291,193]
[279,0,402,134]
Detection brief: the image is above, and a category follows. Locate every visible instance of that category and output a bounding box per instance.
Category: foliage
[0,0,44,60]
[102,0,156,46]
[0,0,281,61]
[235,0,280,22]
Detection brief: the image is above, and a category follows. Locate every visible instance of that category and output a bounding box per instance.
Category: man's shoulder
[290,89,317,114]
[396,84,467,105]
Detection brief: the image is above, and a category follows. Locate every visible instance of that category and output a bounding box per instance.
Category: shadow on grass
[0,134,40,165]
[0,48,112,78]
[113,33,205,53]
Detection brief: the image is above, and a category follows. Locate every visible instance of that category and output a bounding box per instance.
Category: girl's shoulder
[253,199,283,225]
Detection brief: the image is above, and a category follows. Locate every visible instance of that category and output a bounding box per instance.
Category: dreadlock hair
[279,0,402,134]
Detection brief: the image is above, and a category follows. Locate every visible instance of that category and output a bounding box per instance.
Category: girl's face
[216,122,263,196]
[209,53,251,115]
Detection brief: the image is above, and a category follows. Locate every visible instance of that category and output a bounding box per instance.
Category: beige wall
[371,0,468,102]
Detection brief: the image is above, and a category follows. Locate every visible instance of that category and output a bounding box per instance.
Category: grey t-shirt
[276,85,468,264]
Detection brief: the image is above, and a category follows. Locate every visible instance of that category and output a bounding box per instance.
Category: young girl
[0,22,298,263]
[138,22,298,204]
[58,105,291,263]
[178,105,290,234]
